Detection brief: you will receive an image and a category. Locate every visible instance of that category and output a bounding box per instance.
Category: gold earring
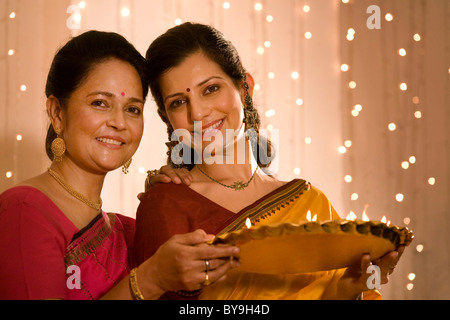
[122,158,132,174]
[51,132,66,162]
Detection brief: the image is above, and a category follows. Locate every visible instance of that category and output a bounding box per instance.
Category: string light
[303,5,310,13]
[403,217,411,225]
[267,72,275,79]
[344,140,352,147]
[350,193,358,201]
[414,111,422,119]
[8,49,15,56]
[265,109,276,118]
[341,64,349,72]
[401,161,409,169]
[223,2,231,10]
[385,13,394,21]
[428,177,436,185]
[254,3,263,11]
[16,134,22,141]
[78,1,86,9]
[338,146,347,154]
[409,156,416,164]
[6,172,13,179]
[20,85,27,92]
[348,81,356,89]
[296,98,303,106]
[416,244,424,253]
[175,18,182,25]
[266,15,273,22]
[400,82,408,91]
[388,123,397,131]
[121,8,130,17]
[304,137,312,145]
[291,71,299,80]
[304,32,312,40]
[293,168,301,175]
[264,41,271,48]
[9,12,16,19]
[398,48,407,56]
[395,193,404,202]
[257,47,264,55]
[413,33,421,41]
[344,175,352,183]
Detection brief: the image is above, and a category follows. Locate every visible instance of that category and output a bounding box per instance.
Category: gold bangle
[129,268,145,300]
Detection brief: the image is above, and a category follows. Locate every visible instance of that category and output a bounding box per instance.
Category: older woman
[135,22,403,300]
[0,30,239,300]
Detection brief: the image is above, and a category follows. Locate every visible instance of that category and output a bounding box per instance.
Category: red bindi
[186,88,191,92]
[121,92,125,96]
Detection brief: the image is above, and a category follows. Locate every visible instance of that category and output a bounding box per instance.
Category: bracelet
[129,268,145,300]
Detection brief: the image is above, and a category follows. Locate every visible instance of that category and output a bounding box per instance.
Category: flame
[306,210,312,221]
[362,204,370,221]
[245,218,252,229]
[312,214,317,221]
[381,216,387,223]
[362,211,370,221]
[346,211,357,221]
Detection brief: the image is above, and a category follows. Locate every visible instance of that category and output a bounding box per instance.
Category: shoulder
[140,182,194,203]
[0,186,50,210]
[0,186,75,235]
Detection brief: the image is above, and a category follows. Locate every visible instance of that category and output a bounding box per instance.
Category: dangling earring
[165,141,184,169]
[242,79,260,135]
[51,130,66,162]
[122,158,132,174]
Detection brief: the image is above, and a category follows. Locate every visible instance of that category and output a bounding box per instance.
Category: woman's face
[159,52,245,156]
[60,58,144,174]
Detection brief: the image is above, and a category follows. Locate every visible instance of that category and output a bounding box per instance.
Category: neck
[195,136,259,182]
[48,161,105,205]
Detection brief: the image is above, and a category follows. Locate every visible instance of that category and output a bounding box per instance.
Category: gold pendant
[232,181,246,191]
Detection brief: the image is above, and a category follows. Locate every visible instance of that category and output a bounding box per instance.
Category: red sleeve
[115,214,136,268]
[0,190,74,300]
[133,185,191,267]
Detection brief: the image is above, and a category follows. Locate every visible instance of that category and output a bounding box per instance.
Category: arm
[101,230,240,300]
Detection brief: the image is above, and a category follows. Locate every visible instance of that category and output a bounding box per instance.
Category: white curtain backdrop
[1,0,449,299]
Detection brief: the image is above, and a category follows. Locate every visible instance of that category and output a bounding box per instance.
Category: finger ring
[203,272,211,286]
[205,260,210,272]
[147,169,160,178]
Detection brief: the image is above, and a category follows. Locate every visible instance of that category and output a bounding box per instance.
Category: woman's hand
[137,165,193,200]
[337,246,405,299]
[138,229,240,299]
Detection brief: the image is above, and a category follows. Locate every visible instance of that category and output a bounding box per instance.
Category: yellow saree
[199,179,381,300]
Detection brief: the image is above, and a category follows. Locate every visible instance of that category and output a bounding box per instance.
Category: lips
[193,119,225,138]
[96,137,125,146]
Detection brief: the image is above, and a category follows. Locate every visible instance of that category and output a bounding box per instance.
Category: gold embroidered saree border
[64,212,116,266]
[216,179,310,236]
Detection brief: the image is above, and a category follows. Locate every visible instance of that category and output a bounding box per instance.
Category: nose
[106,108,126,131]
[188,97,211,123]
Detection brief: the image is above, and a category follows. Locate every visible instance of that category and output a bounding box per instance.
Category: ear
[46,95,65,134]
[245,73,255,97]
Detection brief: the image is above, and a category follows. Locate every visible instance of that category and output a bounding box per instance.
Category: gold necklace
[47,168,103,211]
[196,166,259,191]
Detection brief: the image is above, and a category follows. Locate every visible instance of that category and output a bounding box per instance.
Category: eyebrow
[87,91,145,104]
[163,76,225,103]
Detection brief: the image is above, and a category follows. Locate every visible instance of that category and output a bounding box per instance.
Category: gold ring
[203,272,211,286]
[147,169,160,178]
[205,260,210,272]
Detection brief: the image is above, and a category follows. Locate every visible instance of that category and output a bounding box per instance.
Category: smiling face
[57,58,144,174]
[160,51,246,155]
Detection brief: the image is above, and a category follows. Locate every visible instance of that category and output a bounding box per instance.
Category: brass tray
[212,220,414,274]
